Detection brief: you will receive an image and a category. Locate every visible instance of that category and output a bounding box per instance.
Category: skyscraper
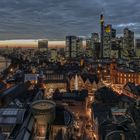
[91,33,99,43]
[86,38,91,48]
[100,15,118,58]
[100,14,104,58]
[103,24,112,58]
[135,39,140,57]
[116,37,123,59]
[66,36,77,58]
[91,33,100,59]
[111,40,118,58]
[38,39,48,49]
[85,38,93,58]
[110,29,118,58]
[76,37,84,56]
[122,28,134,58]
[94,42,101,59]
[65,36,83,58]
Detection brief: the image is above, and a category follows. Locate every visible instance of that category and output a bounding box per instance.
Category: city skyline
[0,0,140,40]
[0,1,140,139]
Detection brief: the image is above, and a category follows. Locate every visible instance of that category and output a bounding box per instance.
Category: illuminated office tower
[38,39,48,49]
[94,42,101,59]
[66,36,77,58]
[110,41,119,58]
[91,33,99,43]
[85,38,93,58]
[91,33,100,59]
[110,28,118,58]
[136,39,140,57]
[103,24,117,58]
[49,48,58,61]
[66,36,83,58]
[116,37,123,59]
[123,28,134,58]
[103,24,112,58]
[76,37,84,56]
[111,28,116,39]
[85,43,93,58]
[100,14,104,58]
[86,38,92,48]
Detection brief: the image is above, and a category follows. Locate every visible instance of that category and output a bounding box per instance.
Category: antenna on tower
[101,7,104,15]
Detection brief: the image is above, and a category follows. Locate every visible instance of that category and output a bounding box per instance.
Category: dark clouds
[0,0,140,39]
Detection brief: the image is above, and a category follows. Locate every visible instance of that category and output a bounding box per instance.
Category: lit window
[124,78,126,83]
[120,78,122,84]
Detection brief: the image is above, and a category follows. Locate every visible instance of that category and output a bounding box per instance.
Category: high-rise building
[135,39,140,57]
[86,38,92,48]
[38,39,48,49]
[111,28,116,39]
[103,24,117,58]
[110,29,118,58]
[49,48,58,61]
[116,37,123,58]
[94,42,101,59]
[100,15,117,58]
[91,33,99,43]
[85,48,94,58]
[100,14,104,58]
[66,36,77,58]
[123,28,134,58]
[65,36,83,58]
[76,37,84,56]
[91,33,100,59]
[110,41,119,58]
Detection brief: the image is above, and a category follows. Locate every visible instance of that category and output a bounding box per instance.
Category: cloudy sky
[0,0,140,40]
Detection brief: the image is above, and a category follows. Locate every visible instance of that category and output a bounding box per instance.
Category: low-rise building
[69,74,99,93]
[110,59,140,85]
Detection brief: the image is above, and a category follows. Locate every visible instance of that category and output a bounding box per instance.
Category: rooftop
[0,108,26,125]
[31,100,56,111]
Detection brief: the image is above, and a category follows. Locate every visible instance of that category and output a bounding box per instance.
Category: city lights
[0,1,139,139]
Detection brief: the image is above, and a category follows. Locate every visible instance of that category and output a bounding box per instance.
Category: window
[124,78,126,83]
[120,78,122,84]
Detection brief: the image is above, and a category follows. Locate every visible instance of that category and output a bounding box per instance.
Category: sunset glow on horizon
[0,40,66,48]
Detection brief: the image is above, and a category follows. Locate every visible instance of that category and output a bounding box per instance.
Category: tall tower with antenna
[100,14,104,58]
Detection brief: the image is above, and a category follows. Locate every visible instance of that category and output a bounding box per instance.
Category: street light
[10,68,13,72]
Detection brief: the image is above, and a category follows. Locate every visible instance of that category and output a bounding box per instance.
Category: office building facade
[66,36,83,58]
[122,28,134,58]
[103,24,116,58]
[136,39,140,57]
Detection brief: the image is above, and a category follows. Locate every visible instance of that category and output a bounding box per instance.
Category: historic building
[110,59,140,85]
[69,74,99,93]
